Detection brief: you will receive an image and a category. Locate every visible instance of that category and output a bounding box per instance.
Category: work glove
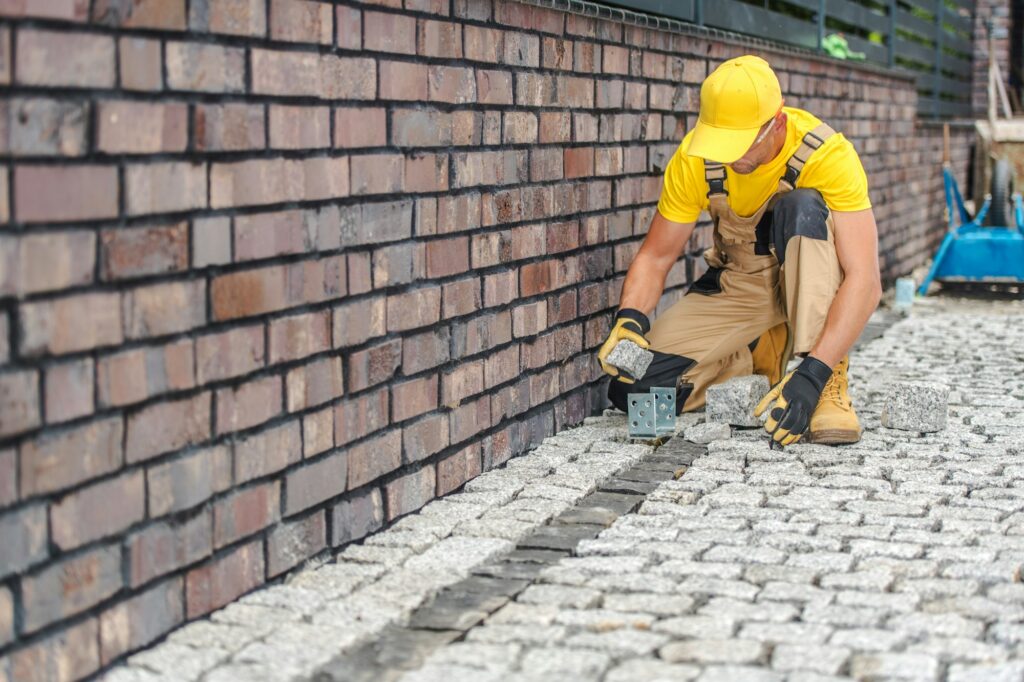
[597,308,650,384]
[753,355,833,446]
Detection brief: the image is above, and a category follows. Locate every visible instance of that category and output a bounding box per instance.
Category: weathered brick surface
[20,545,121,633]
[0,1,975,672]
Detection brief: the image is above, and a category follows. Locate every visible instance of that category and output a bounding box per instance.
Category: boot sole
[807,429,861,445]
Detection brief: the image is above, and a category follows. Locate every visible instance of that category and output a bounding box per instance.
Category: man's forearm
[617,254,672,318]
[809,274,882,367]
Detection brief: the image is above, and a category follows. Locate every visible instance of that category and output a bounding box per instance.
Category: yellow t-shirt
[657,107,871,223]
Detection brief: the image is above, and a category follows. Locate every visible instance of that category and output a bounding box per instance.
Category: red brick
[20,545,120,635]
[399,327,448,374]
[335,107,386,148]
[193,216,232,267]
[17,29,113,87]
[331,487,383,545]
[125,161,206,216]
[471,223,546,268]
[269,104,330,149]
[127,514,212,587]
[9,617,100,682]
[464,25,502,62]
[564,148,595,178]
[386,287,441,333]
[385,465,435,521]
[402,413,448,464]
[418,18,460,58]
[0,0,89,21]
[123,280,205,340]
[120,37,162,91]
[233,420,302,483]
[530,148,563,182]
[99,577,184,665]
[449,395,490,444]
[442,277,481,320]
[442,360,485,407]
[484,344,519,389]
[476,69,513,105]
[0,503,48,578]
[0,369,39,438]
[0,448,15,507]
[595,79,624,109]
[18,416,122,498]
[351,153,404,195]
[436,444,481,495]
[20,293,120,358]
[539,111,571,143]
[267,512,325,577]
[267,310,330,365]
[428,65,474,103]
[548,289,578,326]
[543,36,573,70]
[436,193,481,234]
[283,451,346,516]
[92,0,185,28]
[483,269,518,307]
[97,101,187,154]
[0,584,11,646]
[346,338,401,392]
[234,209,305,262]
[303,406,334,458]
[251,48,375,98]
[502,111,538,145]
[451,310,511,358]
[44,358,93,425]
[195,324,264,385]
[286,356,344,412]
[216,375,282,435]
[333,296,386,348]
[0,166,7,223]
[512,300,548,338]
[51,471,144,550]
[211,256,347,320]
[364,10,415,54]
[378,59,428,101]
[166,41,244,92]
[347,429,401,489]
[334,386,388,446]
[147,445,231,517]
[214,481,279,548]
[391,374,438,422]
[188,0,266,36]
[100,222,188,280]
[195,103,265,151]
[126,392,211,463]
[94,337,193,405]
[1,97,88,156]
[503,32,540,67]
[336,5,361,49]
[0,231,95,297]
[186,539,264,618]
[15,164,117,223]
[211,157,349,209]
[0,28,7,85]
[423,236,469,279]
[396,156,440,196]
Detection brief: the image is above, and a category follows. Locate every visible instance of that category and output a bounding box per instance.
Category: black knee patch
[771,188,829,265]
[607,350,696,416]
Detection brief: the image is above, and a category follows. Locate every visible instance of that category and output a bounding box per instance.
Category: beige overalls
[611,123,845,413]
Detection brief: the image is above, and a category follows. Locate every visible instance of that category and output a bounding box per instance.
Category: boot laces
[822,364,847,406]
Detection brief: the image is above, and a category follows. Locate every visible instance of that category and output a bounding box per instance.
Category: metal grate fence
[601,0,975,118]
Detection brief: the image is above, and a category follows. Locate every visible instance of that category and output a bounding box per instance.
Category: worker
[598,55,882,446]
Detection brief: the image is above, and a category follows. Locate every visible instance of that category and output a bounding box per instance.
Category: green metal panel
[600,0,697,22]
[844,33,889,64]
[703,1,819,50]
[895,35,936,64]
[825,0,889,34]
[895,6,934,37]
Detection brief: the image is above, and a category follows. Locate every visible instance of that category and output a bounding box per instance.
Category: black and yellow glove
[753,355,833,446]
[597,308,650,384]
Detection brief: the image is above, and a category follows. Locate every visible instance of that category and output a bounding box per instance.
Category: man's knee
[771,188,829,264]
[606,350,695,416]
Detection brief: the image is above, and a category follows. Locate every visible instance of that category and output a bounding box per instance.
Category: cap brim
[684,120,761,164]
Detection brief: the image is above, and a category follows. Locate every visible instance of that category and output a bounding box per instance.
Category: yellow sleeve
[656,146,705,223]
[799,133,872,212]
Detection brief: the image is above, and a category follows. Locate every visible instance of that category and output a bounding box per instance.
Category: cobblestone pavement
[105,294,1024,682]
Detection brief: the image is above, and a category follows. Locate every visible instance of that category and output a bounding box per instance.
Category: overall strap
[780,122,836,190]
[704,161,731,214]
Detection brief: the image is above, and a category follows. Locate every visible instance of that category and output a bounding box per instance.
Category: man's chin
[728,163,756,175]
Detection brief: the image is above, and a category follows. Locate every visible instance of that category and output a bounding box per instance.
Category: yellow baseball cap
[684,55,783,163]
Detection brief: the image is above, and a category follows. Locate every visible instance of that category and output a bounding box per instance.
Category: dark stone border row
[311,437,706,682]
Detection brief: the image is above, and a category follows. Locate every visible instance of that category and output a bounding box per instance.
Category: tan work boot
[807,356,861,445]
[751,322,789,387]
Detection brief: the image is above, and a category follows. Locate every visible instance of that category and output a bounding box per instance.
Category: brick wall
[973,0,1013,115]
[0,0,970,678]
